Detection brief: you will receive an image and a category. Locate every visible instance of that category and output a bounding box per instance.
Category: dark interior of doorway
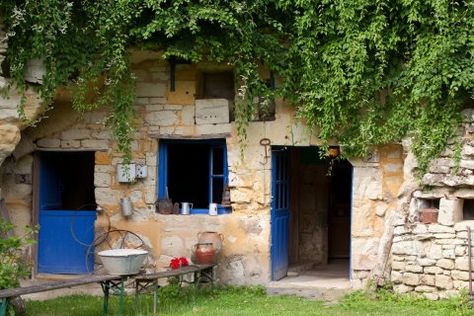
[288,147,352,277]
[40,151,96,210]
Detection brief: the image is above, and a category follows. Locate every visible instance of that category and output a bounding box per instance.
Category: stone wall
[390,110,474,299]
[350,144,405,287]
[0,20,42,236]
[0,49,407,285]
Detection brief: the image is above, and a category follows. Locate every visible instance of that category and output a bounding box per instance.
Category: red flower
[179,257,189,266]
[169,258,180,270]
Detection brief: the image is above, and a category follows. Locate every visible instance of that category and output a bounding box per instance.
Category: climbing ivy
[1,1,473,171]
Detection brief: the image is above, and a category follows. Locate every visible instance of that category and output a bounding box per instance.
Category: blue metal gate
[37,153,96,274]
[271,148,290,281]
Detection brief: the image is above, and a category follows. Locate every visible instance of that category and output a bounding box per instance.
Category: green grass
[25,286,473,316]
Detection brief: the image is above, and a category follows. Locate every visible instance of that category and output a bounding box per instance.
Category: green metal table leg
[119,278,125,316]
[102,281,110,316]
[0,298,7,316]
[153,280,158,316]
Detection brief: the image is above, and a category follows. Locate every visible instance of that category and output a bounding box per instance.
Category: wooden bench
[0,274,128,316]
[0,264,215,316]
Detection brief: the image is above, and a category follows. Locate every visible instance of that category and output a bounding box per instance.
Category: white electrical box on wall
[136,165,148,178]
[117,164,137,183]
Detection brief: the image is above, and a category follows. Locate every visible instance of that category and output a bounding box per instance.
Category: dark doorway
[37,151,96,274]
[327,159,352,259]
[286,147,352,278]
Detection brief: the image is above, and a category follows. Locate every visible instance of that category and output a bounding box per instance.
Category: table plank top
[0,274,123,298]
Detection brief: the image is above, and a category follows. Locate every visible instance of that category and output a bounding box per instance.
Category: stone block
[94,172,111,188]
[95,165,114,173]
[405,264,423,273]
[421,173,445,186]
[420,274,435,286]
[455,246,466,256]
[453,280,469,289]
[442,244,455,249]
[195,99,230,125]
[195,123,232,135]
[394,284,414,294]
[442,249,455,259]
[402,273,421,286]
[423,293,439,300]
[95,188,121,205]
[352,167,382,200]
[434,233,456,239]
[61,140,80,148]
[438,197,463,226]
[417,258,436,266]
[136,82,166,97]
[81,139,109,149]
[435,238,465,245]
[392,240,422,256]
[435,274,453,289]
[413,224,428,234]
[391,271,402,284]
[454,189,474,199]
[460,160,474,170]
[391,261,405,270]
[454,221,474,231]
[145,111,178,126]
[424,266,443,274]
[427,244,443,259]
[393,226,409,236]
[392,255,406,262]
[37,138,60,148]
[95,152,113,165]
[149,97,166,104]
[181,105,195,125]
[451,270,470,281]
[61,128,91,140]
[454,258,471,271]
[436,259,454,270]
[428,224,455,233]
[414,285,436,292]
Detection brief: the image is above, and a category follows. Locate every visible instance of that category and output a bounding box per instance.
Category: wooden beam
[149,133,230,140]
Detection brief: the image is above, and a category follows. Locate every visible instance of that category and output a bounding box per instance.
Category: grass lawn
[25,286,472,316]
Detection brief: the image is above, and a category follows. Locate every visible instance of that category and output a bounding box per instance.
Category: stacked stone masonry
[390,109,474,299]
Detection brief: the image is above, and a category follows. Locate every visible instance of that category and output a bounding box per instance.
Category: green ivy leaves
[1,0,473,172]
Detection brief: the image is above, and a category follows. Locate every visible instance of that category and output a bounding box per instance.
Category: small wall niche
[418,198,440,210]
[463,199,474,220]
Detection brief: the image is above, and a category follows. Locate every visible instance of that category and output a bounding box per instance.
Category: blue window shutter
[223,143,228,185]
[158,142,168,199]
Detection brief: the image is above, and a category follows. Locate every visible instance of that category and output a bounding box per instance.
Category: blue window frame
[158,139,228,214]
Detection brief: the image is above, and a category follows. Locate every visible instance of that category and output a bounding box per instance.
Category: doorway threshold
[266,260,352,300]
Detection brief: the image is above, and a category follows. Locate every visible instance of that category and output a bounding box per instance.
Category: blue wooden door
[37,153,96,274]
[271,148,290,281]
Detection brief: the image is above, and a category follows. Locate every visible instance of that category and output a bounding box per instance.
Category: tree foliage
[1,0,473,170]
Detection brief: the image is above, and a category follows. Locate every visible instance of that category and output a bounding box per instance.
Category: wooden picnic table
[134,264,215,316]
[0,264,216,316]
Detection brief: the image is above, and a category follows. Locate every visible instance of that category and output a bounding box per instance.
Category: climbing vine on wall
[1,1,473,171]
